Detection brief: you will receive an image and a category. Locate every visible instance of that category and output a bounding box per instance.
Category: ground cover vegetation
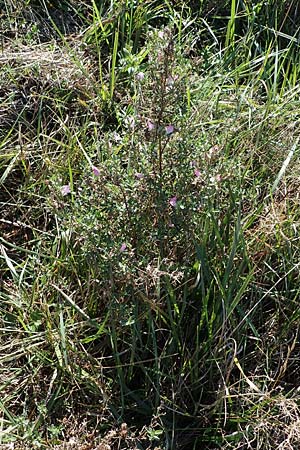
[1,0,300,448]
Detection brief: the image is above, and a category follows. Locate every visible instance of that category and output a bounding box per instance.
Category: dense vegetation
[1,1,300,448]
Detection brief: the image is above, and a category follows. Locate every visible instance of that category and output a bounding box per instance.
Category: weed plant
[1,1,300,449]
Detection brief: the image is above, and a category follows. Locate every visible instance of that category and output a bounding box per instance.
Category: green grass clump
[1,1,300,449]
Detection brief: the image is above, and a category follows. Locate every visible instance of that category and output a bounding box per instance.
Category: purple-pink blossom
[166,75,179,88]
[210,174,222,184]
[135,172,144,179]
[136,71,145,81]
[92,166,100,177]
[61,184,71,196]
[147,119,155,131]
[120,243,127,252]
[165,125,174,135]
[169,196,177,207]
[194,169,201,177]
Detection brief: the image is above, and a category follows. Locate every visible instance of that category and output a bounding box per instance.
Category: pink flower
[120,243,127,252]
[61,184,71,196]
[210,174,222,184]
[169,196,177,207]
[166,76,175,86]
[136,71,145,81]
[194,169,201,177]
[147,119,155,131]
[135,172,144,179]
[92,166,100,177]
[166,75,178,87]
[165,125,174,135]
